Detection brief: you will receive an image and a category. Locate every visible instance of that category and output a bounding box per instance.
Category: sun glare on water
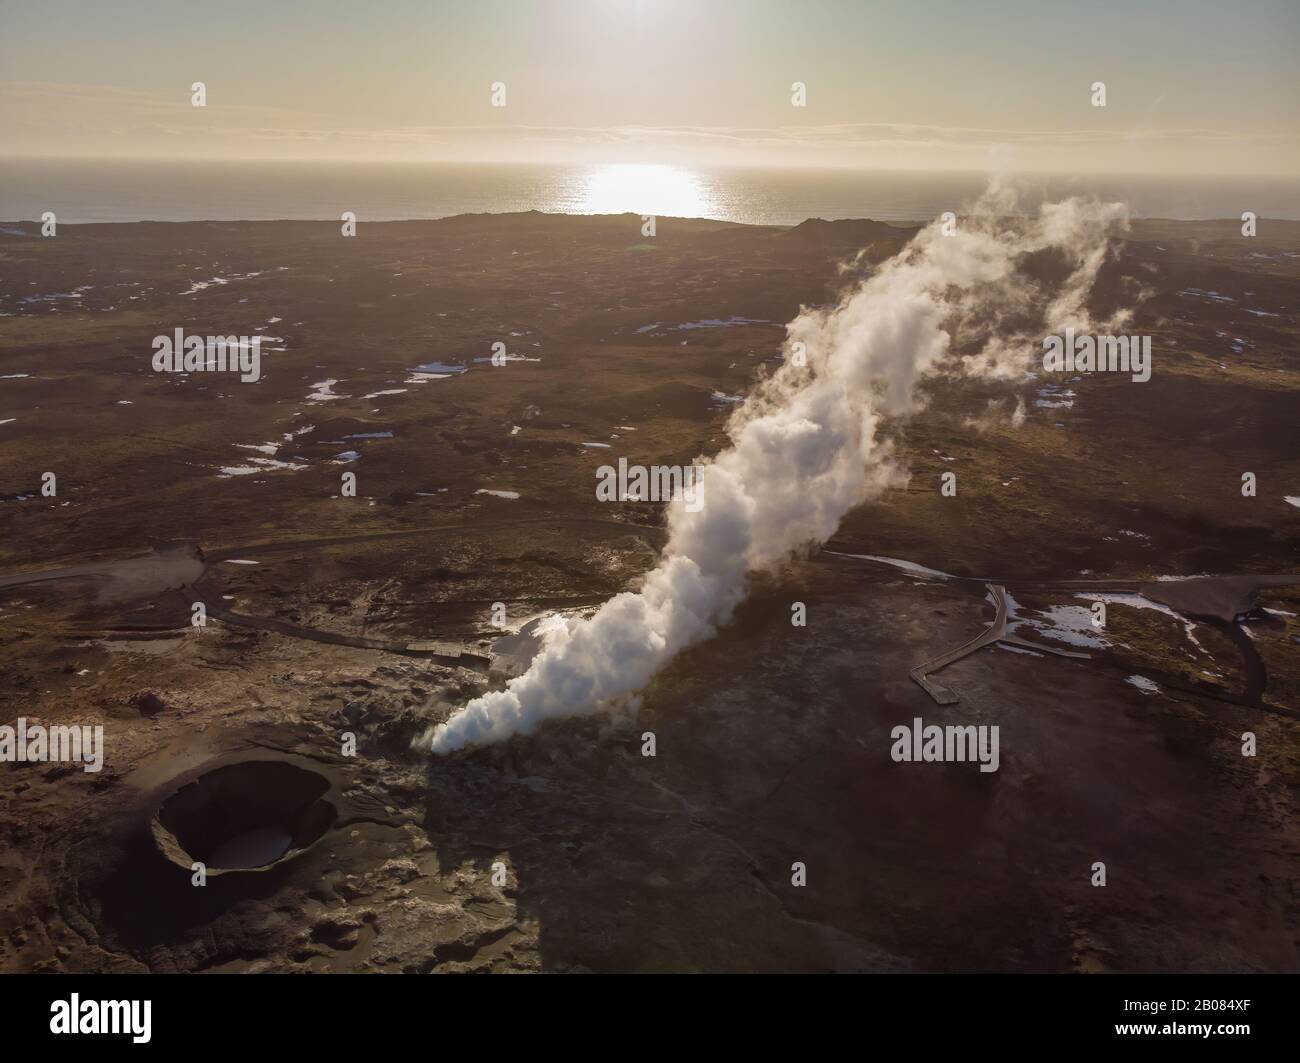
[568,163,718,220]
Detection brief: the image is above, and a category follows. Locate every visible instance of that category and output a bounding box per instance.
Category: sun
[566,163,718,220]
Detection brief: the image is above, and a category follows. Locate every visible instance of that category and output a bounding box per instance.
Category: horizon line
[5,210,1297,229]
[3,153,1298,182]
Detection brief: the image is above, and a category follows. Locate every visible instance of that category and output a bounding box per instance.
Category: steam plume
[421,187,1129,754]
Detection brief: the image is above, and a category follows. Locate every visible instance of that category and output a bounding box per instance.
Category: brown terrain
[0,212,1298,972]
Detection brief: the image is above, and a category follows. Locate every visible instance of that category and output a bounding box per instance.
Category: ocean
[2,157,1297,226]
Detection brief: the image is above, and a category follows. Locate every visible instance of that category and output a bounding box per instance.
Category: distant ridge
[780,217,917,248]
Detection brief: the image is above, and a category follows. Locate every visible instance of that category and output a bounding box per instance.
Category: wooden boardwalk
[909,583,1089,704]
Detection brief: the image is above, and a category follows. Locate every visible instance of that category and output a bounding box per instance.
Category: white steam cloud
[421,186,1129,754]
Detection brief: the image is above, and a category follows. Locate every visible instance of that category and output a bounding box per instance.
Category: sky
[1,0,1297,175]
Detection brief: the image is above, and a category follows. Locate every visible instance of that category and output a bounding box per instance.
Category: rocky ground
[0,212,1297,972]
